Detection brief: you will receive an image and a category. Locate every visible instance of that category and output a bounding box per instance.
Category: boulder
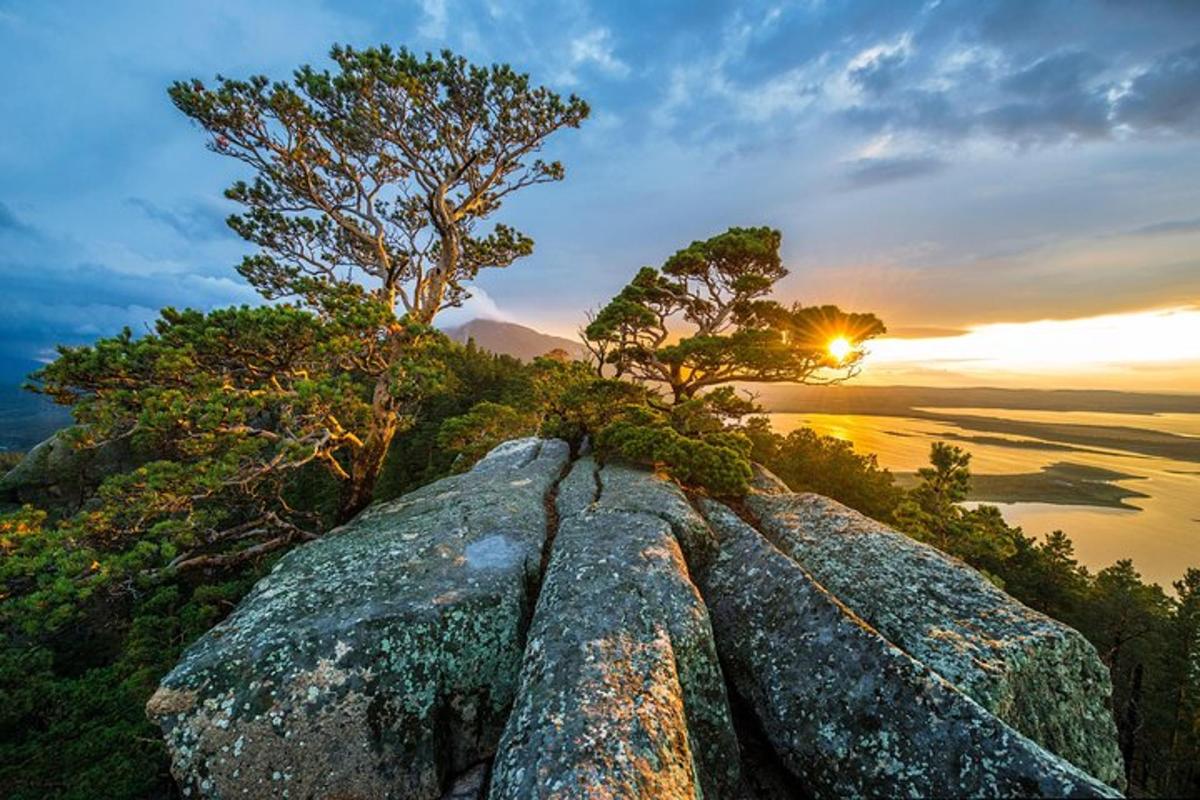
[488,459,740,798]
[146,438,570,800]
[0,426,138,511]
[693,499,1122,799]
[745,482,1124,788]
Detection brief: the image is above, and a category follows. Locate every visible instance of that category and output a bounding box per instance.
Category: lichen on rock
[146,438,570,800]
[693,498,1122,799]
[489,458,741,799]
[745,485,1125,789]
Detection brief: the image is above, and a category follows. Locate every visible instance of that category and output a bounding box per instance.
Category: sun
[828,336,853,362]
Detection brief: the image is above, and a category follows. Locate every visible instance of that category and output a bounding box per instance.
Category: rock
[0,427,139,511]
[489,458,741,799]
[146,438,571,800]
[440,762,490,799]
[745,488,1125,788]
[693,499,1122,799]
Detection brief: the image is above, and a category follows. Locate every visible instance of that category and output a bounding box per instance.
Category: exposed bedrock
[694,499,1122,799]
[0,427,142,512]
[745,470,1125,788]
[488,458,741,799]
[146,438,570,800]
[146,440,1129,799]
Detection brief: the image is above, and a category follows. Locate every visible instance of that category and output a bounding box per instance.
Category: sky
[1,0,1199,391]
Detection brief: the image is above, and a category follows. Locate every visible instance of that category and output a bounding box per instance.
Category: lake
[768,409,1200,591]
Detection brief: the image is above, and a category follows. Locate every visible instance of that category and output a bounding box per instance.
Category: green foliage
[597,410,753,496]
[748,421,902,522]
[582,226,886,402]
[168,45,587,324]
[0,571,265,800]
[437,402,540,471]
[25,304,449,598]
[890,442,1200,796]
[894,443,1017,583]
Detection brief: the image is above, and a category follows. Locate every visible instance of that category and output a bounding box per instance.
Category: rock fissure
[146,439,1127,800]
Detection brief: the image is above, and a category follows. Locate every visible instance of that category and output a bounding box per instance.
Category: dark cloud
[982,94,1112,145]
[125,197,234,242]
[841,89,969,140]
[1002,51,1107,98]
[1126,217,1200,237]
[843,156,946,189]
[847,44,910,94]
[1114,44,1200,134]
[0,202,34,235]
[0,259,254,360]
[843,41,1200,147]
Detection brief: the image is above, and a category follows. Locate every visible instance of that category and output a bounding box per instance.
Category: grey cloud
[848,45,910,94]
[1001,51,1106,98]
[1126,217,1200,237]
[126,197,234,242]
[842,88,969,139]
[843,156,947,189]
[982,93,1112,145]
[0,258,256,359]
[0,202,34,235]
[1114,43,1200,134]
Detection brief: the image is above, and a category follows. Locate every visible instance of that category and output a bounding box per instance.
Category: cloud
[435,286,513,328]
[0,201,34,235]
[126,197,233,242]
[1114,43,1200,134]
[1125,217,1200,237]
[884,326,970,339]
[558,28,630,85]
[0,258,256,359]
[843,155,947,189]
[846,34,914,94]
[417,0,449,40]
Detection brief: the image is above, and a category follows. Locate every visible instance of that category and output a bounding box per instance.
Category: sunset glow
[860,307,1200,390]
[828,336,853,363]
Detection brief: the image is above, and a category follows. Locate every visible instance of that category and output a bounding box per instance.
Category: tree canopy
[583,226,886,402]
[169,45,589,323]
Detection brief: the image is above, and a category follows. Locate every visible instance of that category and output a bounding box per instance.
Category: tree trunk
[337,374,399,522]
[1119,661,1144,789]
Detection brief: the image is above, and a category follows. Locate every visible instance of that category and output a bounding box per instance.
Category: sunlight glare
[828,336,853,362]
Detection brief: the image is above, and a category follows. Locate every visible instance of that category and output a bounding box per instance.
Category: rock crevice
[743,471,1124,788]
[148,440,1126,799]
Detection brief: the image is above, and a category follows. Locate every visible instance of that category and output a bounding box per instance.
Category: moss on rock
[693,499,1121,799]
[146,438,570,800]
[745,486,1125,789]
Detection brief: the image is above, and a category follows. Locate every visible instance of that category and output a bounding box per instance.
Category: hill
[443,319,586,362]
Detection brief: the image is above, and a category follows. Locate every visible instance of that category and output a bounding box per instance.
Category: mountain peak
[443,318,586,362]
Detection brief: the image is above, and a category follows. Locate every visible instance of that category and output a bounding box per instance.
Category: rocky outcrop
[745,474,1125,788]
[694,499,1120,799]
[0,427,139,511]
[149,440,1126,799]
[147,438,569,800]
[489,459,739,798]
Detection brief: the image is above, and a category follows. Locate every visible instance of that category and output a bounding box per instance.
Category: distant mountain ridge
[442,318,586,362]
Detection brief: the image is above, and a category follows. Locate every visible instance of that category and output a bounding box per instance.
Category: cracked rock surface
[146,438,569,800]
[746,473,1124,789]
[489,458,740,799]
[694,499,1121,799]
[148,440,1126,799]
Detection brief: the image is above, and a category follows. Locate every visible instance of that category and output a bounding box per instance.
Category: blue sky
[2,0,1199,387]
